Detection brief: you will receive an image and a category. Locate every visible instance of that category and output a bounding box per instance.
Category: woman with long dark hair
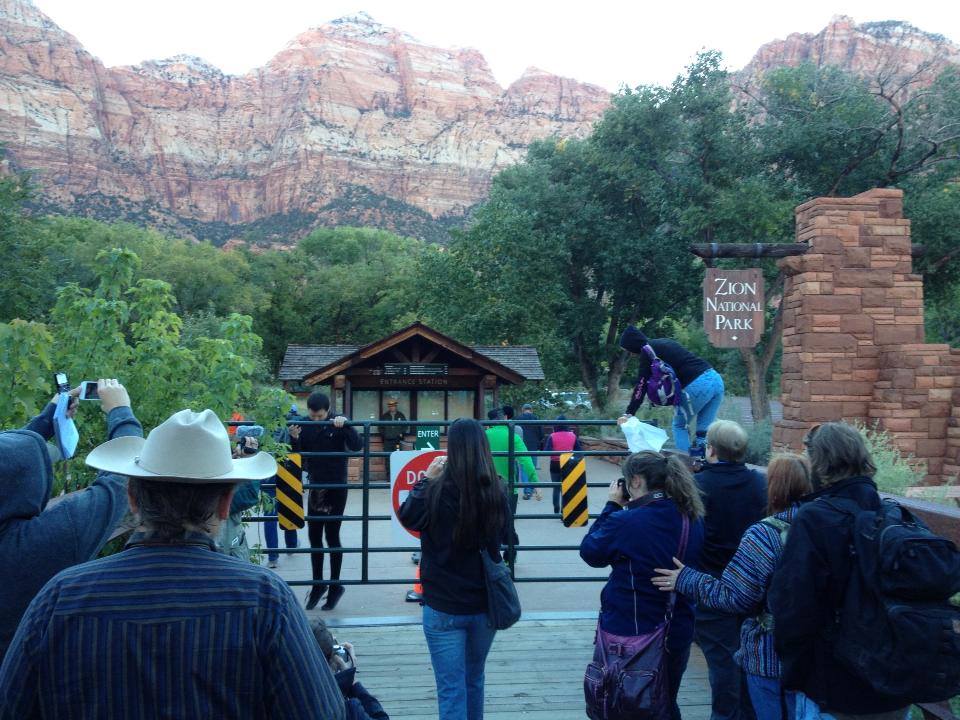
[652,453,813,719]
[580,450,705,720]
[398,418,512,720]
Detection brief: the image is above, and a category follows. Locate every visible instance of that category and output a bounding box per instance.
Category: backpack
[822,497,960,703]
[756,516,791,632]
[635,345,682,407]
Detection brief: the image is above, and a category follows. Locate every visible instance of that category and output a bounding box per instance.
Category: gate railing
[231,418,632,589]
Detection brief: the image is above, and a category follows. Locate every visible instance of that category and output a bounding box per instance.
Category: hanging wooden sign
[703,268,764,348]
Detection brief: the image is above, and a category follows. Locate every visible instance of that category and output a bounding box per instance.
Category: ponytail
[622,451,704,519]
[663,455,704,519]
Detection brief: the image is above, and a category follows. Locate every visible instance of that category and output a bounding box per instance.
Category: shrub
[856,423,926,497]
[743,419,773,466]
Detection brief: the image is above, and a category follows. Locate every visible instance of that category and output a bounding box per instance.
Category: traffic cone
[405,563,423,602]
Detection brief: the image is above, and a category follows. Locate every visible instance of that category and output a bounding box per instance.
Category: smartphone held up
[78,381,99,401]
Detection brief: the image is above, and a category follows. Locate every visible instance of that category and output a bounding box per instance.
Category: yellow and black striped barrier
[275,453,305,530]
[560,452,588,527]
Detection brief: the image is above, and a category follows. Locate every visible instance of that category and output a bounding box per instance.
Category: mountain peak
[133,54,227,83]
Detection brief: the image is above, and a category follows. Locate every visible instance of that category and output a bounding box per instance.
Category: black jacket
[291,421,363,482]
[620,327,712,414]
[517,411,544,451]
[768,476,902,714]
[398,476,512,615]
[695,462,768,578]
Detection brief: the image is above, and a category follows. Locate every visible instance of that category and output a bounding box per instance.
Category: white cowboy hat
[86,409,277,483]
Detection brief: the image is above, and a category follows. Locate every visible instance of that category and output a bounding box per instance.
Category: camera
[235,425,264,455]
[332,644,353,668]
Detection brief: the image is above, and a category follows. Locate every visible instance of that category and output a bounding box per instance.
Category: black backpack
[823,497,960,703]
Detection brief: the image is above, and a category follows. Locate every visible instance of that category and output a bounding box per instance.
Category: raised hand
[97,379,131,414]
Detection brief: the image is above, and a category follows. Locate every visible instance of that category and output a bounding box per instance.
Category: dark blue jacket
[769,476,902,714]
[0,403,142,661]
[695,462,768,578]
[580,494,704,650]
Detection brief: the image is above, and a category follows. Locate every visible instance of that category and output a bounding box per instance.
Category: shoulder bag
[480,546,521,630]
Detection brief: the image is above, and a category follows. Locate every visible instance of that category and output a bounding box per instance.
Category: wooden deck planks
[339,619,711,719]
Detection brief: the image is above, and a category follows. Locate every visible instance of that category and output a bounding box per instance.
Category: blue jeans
[747,674,795,720]
[794,693,908,720]
[674,369,725,452]
[523,456,539,498]
[423,605,497,720]
[262,484,299,562]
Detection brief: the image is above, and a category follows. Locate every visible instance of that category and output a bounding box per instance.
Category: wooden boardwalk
[340,618,711,719]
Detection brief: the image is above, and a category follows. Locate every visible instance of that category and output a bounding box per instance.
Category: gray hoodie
[0,403,142,660]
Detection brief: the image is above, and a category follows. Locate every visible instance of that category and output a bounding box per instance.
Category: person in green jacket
[485,409,539,565]
[484,409,538,499]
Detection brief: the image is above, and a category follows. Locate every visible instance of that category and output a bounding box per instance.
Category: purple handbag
[584,515,690,720]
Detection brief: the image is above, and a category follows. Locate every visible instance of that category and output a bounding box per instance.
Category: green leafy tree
[0,320,54,427]
[249,227,428,368]
[0,170,56,322]
[424,135,698,412]
[2,246,282,492]
[595,52,798,420]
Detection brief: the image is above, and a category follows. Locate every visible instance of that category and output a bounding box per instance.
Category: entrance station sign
[703,268,765,348]
[390,450,444,546]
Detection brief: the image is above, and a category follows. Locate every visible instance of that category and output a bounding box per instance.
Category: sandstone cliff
[740,16,960,91]
[0,5,956,245]
[0,3,610,243]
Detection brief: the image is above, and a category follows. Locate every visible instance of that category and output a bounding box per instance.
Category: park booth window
[416,391,445,428]
[352,391,379,429]
[447,390,475,423]
[484,389,496,414]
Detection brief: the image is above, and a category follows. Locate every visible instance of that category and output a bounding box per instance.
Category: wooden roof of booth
[278,322,544,385]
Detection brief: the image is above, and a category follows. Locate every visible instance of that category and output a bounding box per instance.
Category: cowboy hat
[86,409,277,483]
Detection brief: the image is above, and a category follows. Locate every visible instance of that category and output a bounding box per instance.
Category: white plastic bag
[619,417,668,453]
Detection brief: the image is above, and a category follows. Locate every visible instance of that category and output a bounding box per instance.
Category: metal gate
[235,418,633,591]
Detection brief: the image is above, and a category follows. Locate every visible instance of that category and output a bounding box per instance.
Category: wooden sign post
[703,268,764,348]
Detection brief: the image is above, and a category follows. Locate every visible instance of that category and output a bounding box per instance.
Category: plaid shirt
[0,533,344,719]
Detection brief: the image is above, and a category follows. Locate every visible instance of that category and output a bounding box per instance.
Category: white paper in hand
[620,417,668,453]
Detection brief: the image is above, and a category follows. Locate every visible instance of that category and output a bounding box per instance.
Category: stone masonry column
[774,188,959,484]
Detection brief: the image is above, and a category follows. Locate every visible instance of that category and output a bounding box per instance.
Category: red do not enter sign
[391,450,445,540]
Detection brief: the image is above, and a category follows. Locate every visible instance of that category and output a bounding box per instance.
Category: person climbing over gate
[617,325,724,457]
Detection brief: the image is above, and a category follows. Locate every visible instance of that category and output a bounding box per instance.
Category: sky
[31,0,960,90]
